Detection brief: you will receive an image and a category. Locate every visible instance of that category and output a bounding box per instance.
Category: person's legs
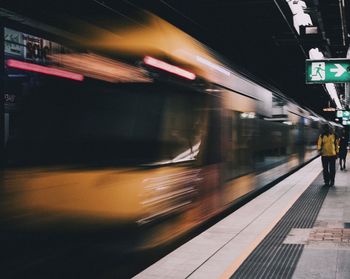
[321,156,330,185]
[344,154,347,170]
[339,157,344,170]
[329,156,336,186]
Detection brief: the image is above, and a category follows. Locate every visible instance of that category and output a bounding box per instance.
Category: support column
[0,23,4,167]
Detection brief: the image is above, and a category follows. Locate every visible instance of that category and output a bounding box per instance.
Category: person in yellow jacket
[317,125,339,186]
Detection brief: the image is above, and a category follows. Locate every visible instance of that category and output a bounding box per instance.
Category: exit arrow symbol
[330,64,346,77]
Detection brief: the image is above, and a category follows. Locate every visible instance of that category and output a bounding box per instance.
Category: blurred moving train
[0,9,342,249]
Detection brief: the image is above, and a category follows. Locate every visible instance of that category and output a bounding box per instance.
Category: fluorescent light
[6,59,84,81]
[323,107,336,112]
[304,26,318,34]
[325,83,342,109]
[286,0,312,34]
[205,89,221,92]
[309,48,324,59]
[143,56,196,80]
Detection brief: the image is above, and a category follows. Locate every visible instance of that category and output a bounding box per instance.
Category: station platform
[134,156,350,279]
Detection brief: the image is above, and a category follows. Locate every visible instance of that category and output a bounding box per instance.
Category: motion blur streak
[6,59,84,81]
[0,6,342,278]
[143,56,196,80]
[91,14,215,71]
[196,55,231,76]
[49,53,151,83]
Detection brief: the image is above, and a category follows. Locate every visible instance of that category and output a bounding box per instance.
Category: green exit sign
[306,59,350,84]
[337,110,350,118]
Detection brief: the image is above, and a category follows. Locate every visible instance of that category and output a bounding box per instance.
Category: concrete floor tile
[293,248,337,279]
[335,250,350,279]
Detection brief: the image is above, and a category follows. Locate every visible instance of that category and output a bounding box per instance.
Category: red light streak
[143,56,196,80]
[6,59,84,81]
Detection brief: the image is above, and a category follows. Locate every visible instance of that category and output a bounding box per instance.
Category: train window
[254,119,290,170]
[4,73,206,166]
[223,110,256,181]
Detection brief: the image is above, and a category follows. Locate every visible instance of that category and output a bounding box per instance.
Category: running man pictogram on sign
[310,62,325,81]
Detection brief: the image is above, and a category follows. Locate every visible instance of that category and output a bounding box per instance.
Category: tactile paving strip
[231,173,328,279]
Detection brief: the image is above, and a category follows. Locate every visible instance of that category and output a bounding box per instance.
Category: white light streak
[196,56,231,76]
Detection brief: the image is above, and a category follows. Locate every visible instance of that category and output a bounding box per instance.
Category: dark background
[2,0,349,119]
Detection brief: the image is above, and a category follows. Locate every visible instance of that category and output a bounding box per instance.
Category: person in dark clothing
[338,130,348,170]
[317,125,339,186]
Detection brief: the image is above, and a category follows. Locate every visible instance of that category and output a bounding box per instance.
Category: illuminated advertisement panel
[4,27,64,64]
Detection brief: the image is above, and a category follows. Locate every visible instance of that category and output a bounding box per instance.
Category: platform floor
[134,156,350,279]
[292,159,350,279]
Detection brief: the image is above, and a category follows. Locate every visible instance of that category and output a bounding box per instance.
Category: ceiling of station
[313,0,349,56]
[127,0,350,116]
[1,0,349,117]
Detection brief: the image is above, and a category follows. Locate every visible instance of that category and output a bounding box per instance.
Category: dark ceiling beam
[304,1,333,57]
[315,0,350,56]
[273,0,307,57]
[186,0,271,5]
[338,0,348,47]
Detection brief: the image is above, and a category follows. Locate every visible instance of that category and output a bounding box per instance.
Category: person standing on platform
[317,125,339,186]
[338,130,348,171]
